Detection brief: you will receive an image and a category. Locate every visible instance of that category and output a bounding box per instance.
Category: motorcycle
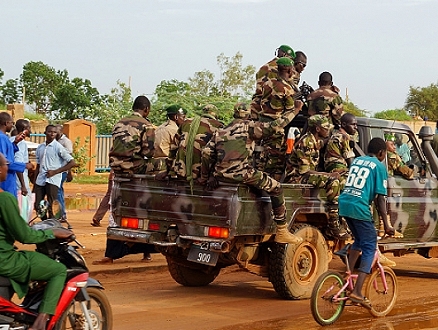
[0,202,113,330]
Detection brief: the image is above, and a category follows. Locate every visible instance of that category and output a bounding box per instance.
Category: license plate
[187,245,219,266]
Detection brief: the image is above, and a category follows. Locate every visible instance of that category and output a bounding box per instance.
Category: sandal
[349,294,372,310]
[90,219,101,227]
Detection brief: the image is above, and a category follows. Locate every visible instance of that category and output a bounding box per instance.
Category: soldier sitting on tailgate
[285,115,350,240]
[200,102,302,245]
[109,95,160,175]
[385,133,415,180]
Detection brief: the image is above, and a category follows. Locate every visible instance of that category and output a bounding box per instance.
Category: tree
[343,100,367,117]
[373,109,412,121]
[0,78,21,105]
[90,80,133,134]
[51,77,101,120]
[20,61,65,114]
[405,83,438,120]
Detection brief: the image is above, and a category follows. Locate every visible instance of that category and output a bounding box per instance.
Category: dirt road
[61,183,438,330]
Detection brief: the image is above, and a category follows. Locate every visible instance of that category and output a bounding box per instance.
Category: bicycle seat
[333,243,351,258]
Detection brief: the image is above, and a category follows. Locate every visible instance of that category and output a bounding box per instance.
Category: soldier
[109,95,159,175]
[200,102,303,245]
[250,44,295,120]
[291,51,307,87]
[385,134,414,179]
[258,57,301,179]
[154,104,186,158]
[324,113,357,174]
[285,115,350,240]
[307,71,345,129]
[171,104,223,183]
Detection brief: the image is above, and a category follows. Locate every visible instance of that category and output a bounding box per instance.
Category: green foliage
[24,111,46,121]
[343,101,367,117]
[90,80,133,134]
[405,83,438,120]
[72,136,95,175]
[373,108,412,121]
[20,61,64,114]
[0,78,21,105]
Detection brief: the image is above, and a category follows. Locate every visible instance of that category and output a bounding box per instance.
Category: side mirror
[51,200,62,220]
[37,200,49,219]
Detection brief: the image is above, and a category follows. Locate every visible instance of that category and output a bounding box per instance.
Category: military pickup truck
[108,117,438,300]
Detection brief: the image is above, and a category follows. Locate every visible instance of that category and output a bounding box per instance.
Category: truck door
[385,131,438,242]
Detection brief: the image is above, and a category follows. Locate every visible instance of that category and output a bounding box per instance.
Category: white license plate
[187,246,219,266]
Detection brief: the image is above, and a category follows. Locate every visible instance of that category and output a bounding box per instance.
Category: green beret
[308,115,331,129]
[278,45,296,59]
[233,102,250,119]
[384,133,396,142]
[276,57,293,67]
[166,104,185,115]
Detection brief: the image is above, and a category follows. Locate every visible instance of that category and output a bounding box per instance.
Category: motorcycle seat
[0,276,13,300]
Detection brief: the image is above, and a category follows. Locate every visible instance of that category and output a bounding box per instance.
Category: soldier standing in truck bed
[285,114,350,240]
[385,133,415,180]
[109,95,160,175]
[307,71,345,129]
[250,44,295,120]
[200,102,303,245]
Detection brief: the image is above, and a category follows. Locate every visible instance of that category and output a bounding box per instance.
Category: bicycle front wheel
[365,266,398,317]
[310,271,346,326]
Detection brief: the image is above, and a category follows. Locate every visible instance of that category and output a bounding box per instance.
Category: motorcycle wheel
[54,287,113,330]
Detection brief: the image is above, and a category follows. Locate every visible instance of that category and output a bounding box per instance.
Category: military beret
[278,45,296,59]
[276,57,294,67]
[384,133,396,142]
[233,102,250,119]
[166,104,185,115]
[202,104,218,118]
[308,115,331,129]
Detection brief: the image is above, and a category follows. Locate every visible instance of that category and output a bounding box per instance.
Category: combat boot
[326,205,351,240]
[275,224,303,245]
[378,250,396,267]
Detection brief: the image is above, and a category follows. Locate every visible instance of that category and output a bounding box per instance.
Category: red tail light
[148,222,160,231]
[121,217,140,229]
[208,227,229,239]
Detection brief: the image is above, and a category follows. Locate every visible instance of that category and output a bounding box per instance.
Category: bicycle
[310,243,398,326]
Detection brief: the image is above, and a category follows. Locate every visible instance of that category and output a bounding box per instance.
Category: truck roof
[356,117,411,131]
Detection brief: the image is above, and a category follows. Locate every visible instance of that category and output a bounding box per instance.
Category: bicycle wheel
[310,271,346,326]
[365,266,398,317]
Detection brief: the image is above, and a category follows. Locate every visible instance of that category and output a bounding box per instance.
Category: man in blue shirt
[339,137,395,309]
[0,112,29,197]
[34,125,76,219]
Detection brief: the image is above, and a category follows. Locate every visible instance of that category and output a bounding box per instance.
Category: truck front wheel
[269,224,329,299]
[166,256,221,287]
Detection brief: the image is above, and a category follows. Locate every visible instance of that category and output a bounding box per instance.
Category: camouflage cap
[233,102,250,119]
[384,133,396,142]
[278,45,296,59]
[166,104,185,115]
[276,57,294,67]
[308,114,331,129]
[202,104,218,117]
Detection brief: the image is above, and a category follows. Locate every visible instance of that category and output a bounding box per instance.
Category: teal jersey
[339,155,387,221]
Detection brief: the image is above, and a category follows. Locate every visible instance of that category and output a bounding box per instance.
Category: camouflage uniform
[387,151,414,179]
[324,129,355,174]
[201,110,297,222]
[307,85,344,129]
[256,73,296,177]
[250,58,278,120]
[154,119,179,158]
[172,114,223,180]
[285,131,341,203]
[109,112,160,174]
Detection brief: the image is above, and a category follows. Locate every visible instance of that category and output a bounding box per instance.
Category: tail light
[121,217,142,229]
[208,227,229,239]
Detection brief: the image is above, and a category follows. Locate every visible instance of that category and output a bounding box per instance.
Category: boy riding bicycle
[339,137,395,309]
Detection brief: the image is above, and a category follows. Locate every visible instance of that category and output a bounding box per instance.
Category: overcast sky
[2,0,437,115]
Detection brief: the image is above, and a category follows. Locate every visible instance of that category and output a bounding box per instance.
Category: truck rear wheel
[269,224,329,299]
[166,256,221,287]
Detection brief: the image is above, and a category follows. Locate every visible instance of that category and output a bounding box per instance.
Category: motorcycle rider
[0,152,73,330]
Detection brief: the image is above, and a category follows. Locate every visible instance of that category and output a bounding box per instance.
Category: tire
[310,271,346,326]
[54,287,113,330]
[269,224,329,299]
[365,266,398,317]
[167,256,221,287]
